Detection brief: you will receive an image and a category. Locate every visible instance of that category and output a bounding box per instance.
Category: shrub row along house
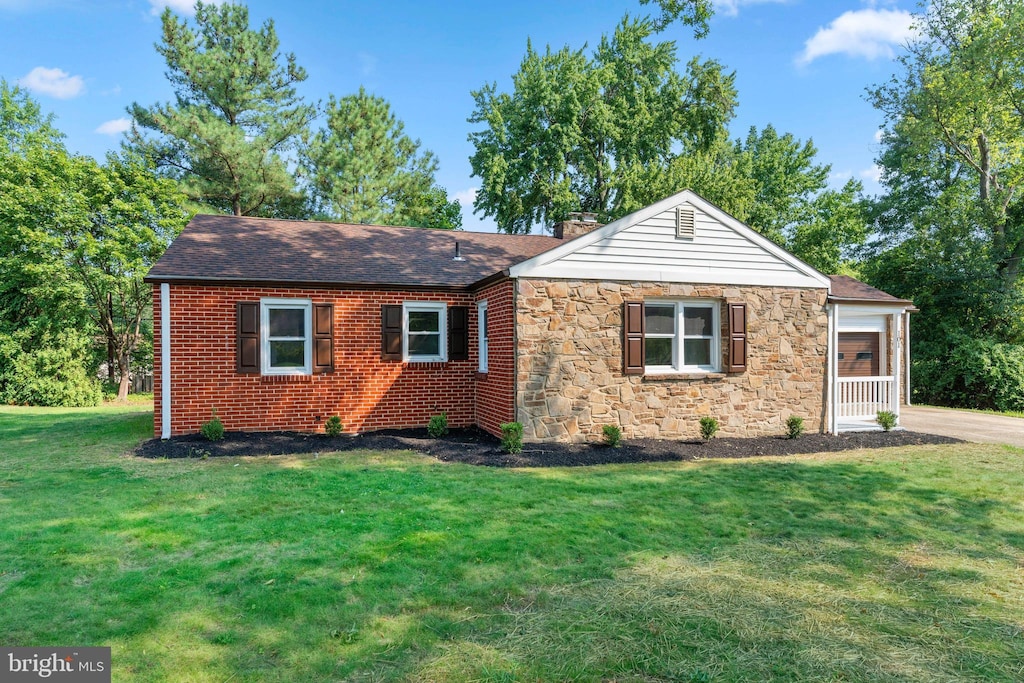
[146,190,915,442]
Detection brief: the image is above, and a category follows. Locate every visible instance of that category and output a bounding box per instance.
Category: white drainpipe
[828,302,838,434]
[161,282,171,439]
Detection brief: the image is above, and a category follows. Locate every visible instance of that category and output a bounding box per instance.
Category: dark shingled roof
[146,214,563,289]
[829,275,913,305]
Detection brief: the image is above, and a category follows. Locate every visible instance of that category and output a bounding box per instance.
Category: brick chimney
[553,212,602,240]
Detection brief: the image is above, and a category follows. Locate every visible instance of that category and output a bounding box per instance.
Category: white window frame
[644,300,720,374]
[477,300,488,373]
[261,298,312,375]
[403,302,447,362]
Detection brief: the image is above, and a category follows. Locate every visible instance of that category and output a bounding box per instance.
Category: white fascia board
[836,304,912,316]
[516,264,828,289]
[508,189,831,288]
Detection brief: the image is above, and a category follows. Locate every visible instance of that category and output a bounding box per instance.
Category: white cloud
[713,0,789,18]
[18,66,85,99]
[859,165,883,183]
[148,0,221,16]
[873,129,884,143]
[798,9,917,65]
[95,118,132,136]
[453,187,478,206]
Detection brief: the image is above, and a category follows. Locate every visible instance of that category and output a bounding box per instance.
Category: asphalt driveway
[900,405,1024,448]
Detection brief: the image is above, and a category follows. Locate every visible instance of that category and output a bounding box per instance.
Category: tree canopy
[304,88,461,229]
[129,1,315,217]
[469,16,737,234]
[1,82,190,403]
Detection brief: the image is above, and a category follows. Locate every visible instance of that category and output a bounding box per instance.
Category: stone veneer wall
[515,279,830,442]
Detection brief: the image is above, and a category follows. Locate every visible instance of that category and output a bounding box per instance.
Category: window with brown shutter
[381,304,402,361]
[237,302,259,373]
[728,302,747,373]
[313,303,334,373]
[448,306,469,361]
[623,300,645,375]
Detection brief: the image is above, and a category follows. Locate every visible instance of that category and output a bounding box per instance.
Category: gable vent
[676,206,696,239]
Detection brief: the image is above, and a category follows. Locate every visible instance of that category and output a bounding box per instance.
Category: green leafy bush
[500,422,523,454]
[0,332,101,407]
[427,412,449,438]
[201,409,224,441]
[325,415,343,437]
[786,415,805,439]
[602,424,622,448]
[699,416,719,442]
[913,335,1024,412]
[876,410,897,431]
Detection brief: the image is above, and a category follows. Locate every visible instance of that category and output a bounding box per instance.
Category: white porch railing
[837,376,895,421]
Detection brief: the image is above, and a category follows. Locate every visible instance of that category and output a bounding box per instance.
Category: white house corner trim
[828,303,838,435]
[160,282,171,440]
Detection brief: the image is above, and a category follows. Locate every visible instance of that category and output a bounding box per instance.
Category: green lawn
[2,404,1023,682]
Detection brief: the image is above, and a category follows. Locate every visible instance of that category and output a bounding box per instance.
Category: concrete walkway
[900,405,1024,448]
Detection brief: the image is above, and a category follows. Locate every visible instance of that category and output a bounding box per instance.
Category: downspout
[827,302,836,435]
[160,282,171,439]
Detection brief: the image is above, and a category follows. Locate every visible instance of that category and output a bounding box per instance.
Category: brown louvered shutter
[448,306,469,361]
[728,302,747,373]
[237,302,259,373]
[381,304,403,361]
[623,301,645,375]
[313,303,334,373]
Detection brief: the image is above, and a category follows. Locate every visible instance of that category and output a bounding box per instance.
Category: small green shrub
[785,415,805,439]
[0,332,101,407]
[427,412,449,438]
[325,415,343,437]
[602,424,622,448]
[876,410,897,431]
[699,416,719,442]
[201,409,224,441]
[500,422,523,454]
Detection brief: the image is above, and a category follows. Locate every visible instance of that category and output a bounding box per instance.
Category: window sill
[260,374,313,383]
[643,372,726,381]
[475,371,489,380]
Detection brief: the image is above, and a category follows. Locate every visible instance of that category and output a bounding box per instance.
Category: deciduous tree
[469,16,737,233]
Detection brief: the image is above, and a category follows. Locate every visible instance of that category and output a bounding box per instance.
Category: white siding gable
[509,190,830,289]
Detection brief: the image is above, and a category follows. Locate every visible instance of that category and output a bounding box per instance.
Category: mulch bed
[135,427,962,467]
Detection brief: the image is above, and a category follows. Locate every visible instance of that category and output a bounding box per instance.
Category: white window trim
[477,300,488,373]
[403,302,447,362]
[644,300,721,374]
[261,298,312,375]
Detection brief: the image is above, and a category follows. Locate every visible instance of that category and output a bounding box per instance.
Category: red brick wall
[154,283,513,437]
[473,280,516,435]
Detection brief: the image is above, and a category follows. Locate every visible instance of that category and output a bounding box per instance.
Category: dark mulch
[135,427,962,467]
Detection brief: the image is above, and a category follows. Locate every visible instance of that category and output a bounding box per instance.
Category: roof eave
[827,295,915,308]
[143,274,474,292]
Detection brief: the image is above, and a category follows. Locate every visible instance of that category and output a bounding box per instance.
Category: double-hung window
[477,300,488,373]
[404,302,447,362]
[643,301,719,373]
[261,299,312,374]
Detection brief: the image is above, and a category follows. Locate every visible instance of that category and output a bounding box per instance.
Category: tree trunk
[232,196,242,216]
[116,352,131,402]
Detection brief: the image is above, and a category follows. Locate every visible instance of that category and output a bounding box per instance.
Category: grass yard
[1,405,1023,682]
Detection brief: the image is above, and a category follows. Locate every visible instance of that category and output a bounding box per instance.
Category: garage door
[838,332,880,377]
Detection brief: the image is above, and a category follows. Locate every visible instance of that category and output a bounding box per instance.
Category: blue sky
[0,0,919,231]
